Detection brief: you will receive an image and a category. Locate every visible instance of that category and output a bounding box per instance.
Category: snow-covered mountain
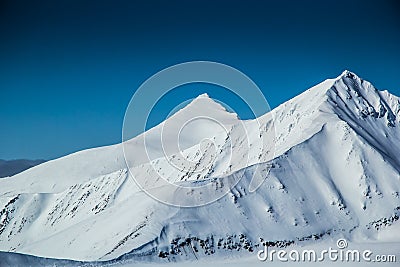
[0,71,399,263]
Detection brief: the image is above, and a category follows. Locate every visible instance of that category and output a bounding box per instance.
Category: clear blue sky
[0,0,399,160]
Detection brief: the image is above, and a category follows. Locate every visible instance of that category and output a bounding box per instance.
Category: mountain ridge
[0,71,399,262]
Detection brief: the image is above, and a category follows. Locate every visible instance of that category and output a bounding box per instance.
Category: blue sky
[0,0,399,160]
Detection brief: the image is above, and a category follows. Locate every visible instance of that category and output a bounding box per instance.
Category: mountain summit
[0,72,399,263]
[172,92,238,121]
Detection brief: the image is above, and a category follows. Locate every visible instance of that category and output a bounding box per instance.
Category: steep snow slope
[0,71,399,262]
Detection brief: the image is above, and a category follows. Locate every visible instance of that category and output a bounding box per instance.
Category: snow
[1,240,399,266]
[0,71,399,264]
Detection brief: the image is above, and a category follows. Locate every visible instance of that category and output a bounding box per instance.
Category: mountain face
[0,71,399,262]
[0,160,45,178]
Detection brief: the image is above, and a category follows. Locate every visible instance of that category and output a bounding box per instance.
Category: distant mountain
[0,159,46,178]
[0,71,399,264]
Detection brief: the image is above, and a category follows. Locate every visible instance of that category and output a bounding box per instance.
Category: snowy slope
[0,71,399,263]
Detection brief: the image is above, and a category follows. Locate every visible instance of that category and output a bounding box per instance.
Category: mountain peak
[165,93,239,128]
[334,70,363,82]
[196,92,210,98]
[325,70,399,128]
[186,93,233,115]
[337,69,361,81]
[187,93,223,109]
